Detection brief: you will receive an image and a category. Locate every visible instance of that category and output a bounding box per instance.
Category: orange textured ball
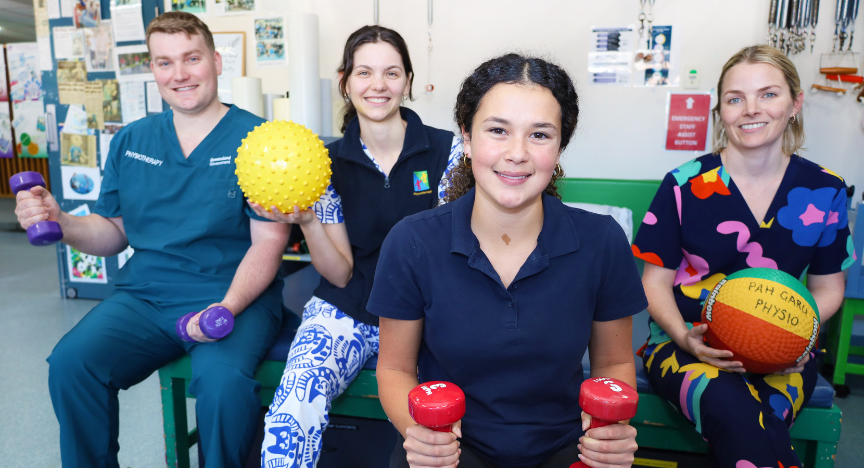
[701,268,820,374]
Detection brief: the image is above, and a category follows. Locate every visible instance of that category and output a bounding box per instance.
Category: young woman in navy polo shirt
[249,26,461,468]
[369,54,647,468]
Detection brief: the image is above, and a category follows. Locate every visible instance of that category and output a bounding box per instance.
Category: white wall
[204,0,864,192]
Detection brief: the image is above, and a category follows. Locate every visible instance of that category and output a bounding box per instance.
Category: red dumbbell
[408,381,466,433]
[570,377,639,468]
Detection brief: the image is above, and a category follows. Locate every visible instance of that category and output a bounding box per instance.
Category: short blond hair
[146,11,215,53]
[712,45,804,155]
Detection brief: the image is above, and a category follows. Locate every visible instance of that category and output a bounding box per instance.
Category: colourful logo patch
[413,171,430,192]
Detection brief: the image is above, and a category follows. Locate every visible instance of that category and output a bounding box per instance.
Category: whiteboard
[213,32,245,104]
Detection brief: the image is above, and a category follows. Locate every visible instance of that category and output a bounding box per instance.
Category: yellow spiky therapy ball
[234,121,332,213]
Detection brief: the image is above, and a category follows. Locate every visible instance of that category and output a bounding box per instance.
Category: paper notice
[119,81,146,123]
[145,81,162,113]
[47,0,60,18]
[111,4,147,43]
[37,37,53,71]
[53,26,86,60]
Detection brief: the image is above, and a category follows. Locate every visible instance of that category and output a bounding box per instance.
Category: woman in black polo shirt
[250,25,461,468]
[370,54,646,468]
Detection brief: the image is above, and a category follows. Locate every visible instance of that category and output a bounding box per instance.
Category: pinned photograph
[256,40,284,63]
[61,132,97,167]
[84,23,114,72]
[57,60,87,83]
[117,50,151,78]
[61,165,101,201]
[254,17,282,40]
[168,0,206,15]
[102,79,122,123]
[225,0,255,14]
[73,0,102,28]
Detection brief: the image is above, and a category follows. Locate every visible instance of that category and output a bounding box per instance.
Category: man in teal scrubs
[13,12,288,468]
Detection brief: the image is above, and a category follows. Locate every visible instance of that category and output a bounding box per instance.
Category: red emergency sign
[665,94,710,151]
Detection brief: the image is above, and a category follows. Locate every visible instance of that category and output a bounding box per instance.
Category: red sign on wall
[665,94,711,151]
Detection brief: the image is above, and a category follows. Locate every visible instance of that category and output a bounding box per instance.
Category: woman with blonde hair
[632,44,852,467]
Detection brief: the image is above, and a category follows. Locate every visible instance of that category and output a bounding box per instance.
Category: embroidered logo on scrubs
[210,156,232,166]
[413,171,430,192]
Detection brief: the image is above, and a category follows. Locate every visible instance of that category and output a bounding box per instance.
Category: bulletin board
[39,0,166,300]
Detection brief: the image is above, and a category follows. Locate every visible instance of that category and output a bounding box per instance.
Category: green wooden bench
[158,178,842,468]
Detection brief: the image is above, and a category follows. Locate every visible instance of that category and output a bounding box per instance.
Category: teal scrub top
[94,105,281,304]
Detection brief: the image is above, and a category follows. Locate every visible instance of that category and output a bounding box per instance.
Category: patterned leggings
[261,297,380,468]
[642,330,817,468]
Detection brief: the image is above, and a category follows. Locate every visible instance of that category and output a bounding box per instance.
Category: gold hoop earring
[789,114,797,124]
[553,164,562,178]
[462,153,471,168]
[402,95,408,102]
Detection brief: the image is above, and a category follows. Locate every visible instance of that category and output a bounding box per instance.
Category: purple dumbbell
[9,171,63,246]
[176,306,235,342]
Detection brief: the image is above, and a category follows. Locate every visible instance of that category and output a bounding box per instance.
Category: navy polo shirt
[368,188,647,466]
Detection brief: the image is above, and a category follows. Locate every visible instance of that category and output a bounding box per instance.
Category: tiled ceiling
[0,0,36,44]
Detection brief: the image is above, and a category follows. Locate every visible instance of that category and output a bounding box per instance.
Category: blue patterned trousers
[261,297,380,468]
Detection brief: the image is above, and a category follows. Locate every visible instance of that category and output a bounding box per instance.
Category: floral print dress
[632,153,853,468]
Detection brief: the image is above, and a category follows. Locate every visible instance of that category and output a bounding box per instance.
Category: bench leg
[811,441,837,468]
[832,299,861,386]
[160,373,192,468]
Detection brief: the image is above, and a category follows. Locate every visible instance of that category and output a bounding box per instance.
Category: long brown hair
[337,26,414,133]
[443,54,579,203]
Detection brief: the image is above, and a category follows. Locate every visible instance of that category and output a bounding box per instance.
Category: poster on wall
[67,204,108,284]
[114,45,153,81]
[72,0,101,28]
[7,43,44,103]
[61,165,101,200]
[12,101,48,158]
[84,22,114,72]
[634,25,680,87]
[587,26,635,86]
[254,17,285,68]
[0,47,12,159]
[214,32,245,103]
[7,43,48,158]
[166,0,206,16]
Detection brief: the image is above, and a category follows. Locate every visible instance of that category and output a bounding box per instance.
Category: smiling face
[463,83,562,210]
[344,42,410,125]
[719,62,802,154]
[149,31,222,115]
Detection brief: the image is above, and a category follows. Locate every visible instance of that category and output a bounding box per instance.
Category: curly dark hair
[443,53,579,203]
[337,26,414,133]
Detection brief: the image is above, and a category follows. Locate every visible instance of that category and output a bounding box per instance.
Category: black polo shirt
[313,107,453,326]
[368,188,647,466]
